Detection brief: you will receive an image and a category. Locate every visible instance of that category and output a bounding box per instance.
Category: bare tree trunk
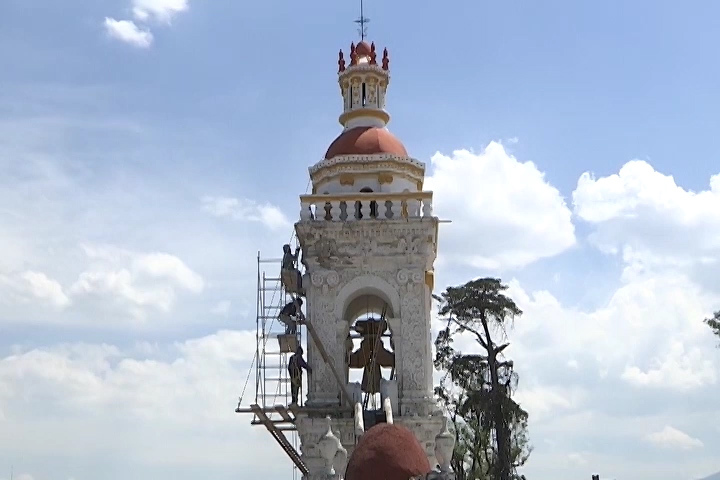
[481,314,511,480]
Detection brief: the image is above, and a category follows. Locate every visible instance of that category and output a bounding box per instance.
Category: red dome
[345,423,431,480]
[355,41,372,56]
[325,126,408,159]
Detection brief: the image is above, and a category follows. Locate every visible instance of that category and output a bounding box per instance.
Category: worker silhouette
[278,297,304,334]
[281,244,303,294]
[288,346,311,405]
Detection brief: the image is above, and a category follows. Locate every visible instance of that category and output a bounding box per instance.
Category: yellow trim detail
[339,174,355,186]
[378,173,394,184]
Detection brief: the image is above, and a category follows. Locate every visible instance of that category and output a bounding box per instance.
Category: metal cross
[354,0,370,40]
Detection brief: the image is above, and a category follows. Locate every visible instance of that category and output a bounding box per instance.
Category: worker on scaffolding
[278,297,305,335]
[281,244,304,295]
[288,346,311,405]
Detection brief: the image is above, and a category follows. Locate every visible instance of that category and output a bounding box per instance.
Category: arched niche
[335,275,401,405]
[334,275,401,323]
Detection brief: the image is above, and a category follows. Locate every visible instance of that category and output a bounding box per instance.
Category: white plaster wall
[314,172,419,195]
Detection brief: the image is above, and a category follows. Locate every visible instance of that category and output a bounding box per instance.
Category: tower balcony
[299,191,433,222]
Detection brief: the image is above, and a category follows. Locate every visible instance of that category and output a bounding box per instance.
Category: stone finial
[353,402,365,438]
[370,42,377,65]
[382,48,390,70]
[319,416,343,476]
[350,42,358,66]
[333,444,349,480]
[434,416,455,474]
[338,50,346,72]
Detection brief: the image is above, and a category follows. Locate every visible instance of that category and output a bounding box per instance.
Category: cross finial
[354,0,370,40]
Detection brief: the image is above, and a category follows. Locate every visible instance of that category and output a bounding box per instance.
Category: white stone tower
[293,39,448,479]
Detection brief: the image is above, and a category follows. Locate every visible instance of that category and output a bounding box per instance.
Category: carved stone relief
[397,268,428,396]
[307,269,342,404]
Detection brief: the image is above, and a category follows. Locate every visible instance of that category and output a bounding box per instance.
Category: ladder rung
[265,378,291,382]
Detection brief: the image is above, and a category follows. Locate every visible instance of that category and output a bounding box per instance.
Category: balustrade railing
[299,191,433,222]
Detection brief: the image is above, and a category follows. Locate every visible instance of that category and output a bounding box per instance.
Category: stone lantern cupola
[337,41,391,128]
[310,40,426,202]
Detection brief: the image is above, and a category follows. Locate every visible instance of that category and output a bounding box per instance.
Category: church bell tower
[293,38,451,479]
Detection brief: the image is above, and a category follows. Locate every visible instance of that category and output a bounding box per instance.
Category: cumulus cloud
[504,273,718,392]
[425,142,575,269]
[68,244,204,320]
[103,18,153,48]
[132,0,189,24]
[645,425,704,450]
[211,300,231,316]
[201,196,290,231]
[103,0,189,47]
[0,330,289,478]
[573,160,720,285]
[0,271,72,310]
[621,341,716,390]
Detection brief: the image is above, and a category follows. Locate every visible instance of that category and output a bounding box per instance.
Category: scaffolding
[255,253,305,409]
[235,251,359,478]
[237,252,306,479]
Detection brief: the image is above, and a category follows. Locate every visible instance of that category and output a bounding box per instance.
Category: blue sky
[1,1,720,479]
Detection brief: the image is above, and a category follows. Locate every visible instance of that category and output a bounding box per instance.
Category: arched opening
[343,292,395,411]
[361,82,367,107]
[357,187,378,219]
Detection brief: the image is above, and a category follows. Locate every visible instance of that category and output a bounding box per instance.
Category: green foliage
[434,278,531,480]
[705,311,720,345]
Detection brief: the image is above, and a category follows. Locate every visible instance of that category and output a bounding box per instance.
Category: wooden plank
[250,404,308,475]
[304,320,353,407]
[275,405,294,423]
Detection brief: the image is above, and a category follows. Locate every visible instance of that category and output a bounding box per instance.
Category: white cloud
[426,142,575,269]
[103,18,153,48]
[68,244,204,320]
[211,300,231,316]
[201,196,290,231]
[132,252,204,293]
[645,425,704,450]
[3,271,71,309]
[504,273,718,392]
[132,0,189,24]
[103,0,189,48]
[621,341,716,390]
[0,330,290,478]
[513,385,582,421]
[573,160,720,285]
[566,453,588,466]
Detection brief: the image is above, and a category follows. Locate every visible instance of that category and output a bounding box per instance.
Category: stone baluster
[339,201,348,221]
[422,197,433,217]
[300,200,312,221]
[330,201,341,221]
[348,201,359,221]
[381,199,391,219]
[390,198,402,219]
[408,197,421,217]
